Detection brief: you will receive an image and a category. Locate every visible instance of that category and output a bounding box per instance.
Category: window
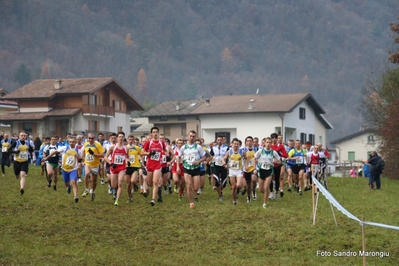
[88,120,99,132]
[319,136,322,143]
[114,100,121,111]
[181,125,186,136]
[367,135,374,143]
[308,134,315,145]
[299,107,306,120]
[23,123,33,134]
[164,125,170,136]
[215,132,230,144]
[348,151,355,161]
[300,133,306,144]
[160,116,168,121]
[117,126,122,132]
[178,115,186,121]
[91,95,97,106]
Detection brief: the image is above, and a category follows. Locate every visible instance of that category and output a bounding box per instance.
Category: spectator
[368,151,383,189]
[33,136,42,166]
[350,167,357,178]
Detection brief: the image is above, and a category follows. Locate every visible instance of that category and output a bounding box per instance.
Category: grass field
[0,165,398,266]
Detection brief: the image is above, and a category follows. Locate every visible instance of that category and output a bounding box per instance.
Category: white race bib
[229,160,239,170]
[185,153,196,165]
[150,152,160,161]
[296,157,304,164]
[129,155,135,164]
[161,154,166,163]
[215,158,223,166]
[260,162,271,170]
[2,146,7,152]
[65,156,76,167]
[85,154,94,162]
[114,155,125,165]
[19,152,29,160]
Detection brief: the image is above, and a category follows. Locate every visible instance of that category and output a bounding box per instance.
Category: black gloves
[150,151,156,156]
[112,163,117,169]
[127,161,131,167]
[88,148,94,155]
[166,156,171,162]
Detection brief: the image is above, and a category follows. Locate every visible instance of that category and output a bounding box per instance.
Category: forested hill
[0,0,397,141]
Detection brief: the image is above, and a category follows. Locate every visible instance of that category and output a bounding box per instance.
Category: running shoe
[157,198,163,203]
[77,178,82,183]
[233,201,237,205]
[195,197,198,202]
[74,197,79,203]
[168,186,173,195]
[241,189,246,196]
[299,190,302,196]
[91,192,96,201]
[247,196,251,203]
[20,188,24,195]
[150,200,155,206]
[219,196,224,201]
[67,186,71,194]
[48,179,52,188]
[114,200,119,206]
[252,190,257,200]
[82,190,89,197]
[53,185,57,191]
[280,190,284,198]
[100,178,105,185]
[190,203,195,209]
[174,186,178,194]
[288,187,292,192]
[263,203,267,209]
[268,192,274,200]
[143,191,148,197]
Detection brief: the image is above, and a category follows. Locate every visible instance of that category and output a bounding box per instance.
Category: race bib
[19,152,29,160]
[260,162,271,170]
[229,160,239,170]
[2,146,7,152]
[114,155,125,165]
[150,152,160,161]
[161,155,166,163]
[185,154,196,165]
[248,160,253,167]
[129,155,135,164]
[65,156,76,167]
[215,158,223,166]
[85,154,94,162]
[296,156,304,164]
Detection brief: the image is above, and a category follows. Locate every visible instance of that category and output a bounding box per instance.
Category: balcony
[82,104,115,117]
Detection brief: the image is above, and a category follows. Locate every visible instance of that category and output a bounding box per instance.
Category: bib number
[85,154,94,162]
[2,146,7,152]
[296,157,304,164]
[19,152,29,160]
[150,152,160,161]
[129,155,135,164]
[261,162,271,170]
[229,160,239,170]
[215,158,223,166]
[161,155,166,163]
[185,154,196,165]
[114,155,125,165]
[65,156,76,167]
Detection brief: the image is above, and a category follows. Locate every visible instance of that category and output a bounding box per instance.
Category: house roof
[0,108,81,122]
[142,99,206,116]
[2,77,144,110]
[190,93,325,115]
[0,99,18,107]
[330,128,378,144]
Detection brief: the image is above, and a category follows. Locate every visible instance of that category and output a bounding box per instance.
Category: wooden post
[362,217,366,266]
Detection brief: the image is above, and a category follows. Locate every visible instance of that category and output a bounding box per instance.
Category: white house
[330,128,381,163]
[190,93,333,147]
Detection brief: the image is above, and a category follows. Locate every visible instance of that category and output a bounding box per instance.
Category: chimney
[176,101,180,111]
[54,79,62,90]
[206,99,210,107]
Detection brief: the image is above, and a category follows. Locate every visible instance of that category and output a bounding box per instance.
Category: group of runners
[1,128,330,209]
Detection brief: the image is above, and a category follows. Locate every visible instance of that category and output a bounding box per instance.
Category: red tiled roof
[0,108,81,121]
[0,99,18,106]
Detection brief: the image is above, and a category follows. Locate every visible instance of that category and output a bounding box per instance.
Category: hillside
[0,0,397,141]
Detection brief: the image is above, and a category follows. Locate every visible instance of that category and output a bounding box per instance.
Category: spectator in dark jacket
[368,151,382,189]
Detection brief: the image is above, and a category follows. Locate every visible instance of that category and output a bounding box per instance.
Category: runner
[56,136,81,203]
[210,135,229,201]
[176,130,206,209]
[42,136,60,190]
[81,132,105,201]
[287,140,307,196]
[8,131,34,195]
[270,133,288,199]
[124,134,142,203]
[1,133,11,177]
[172,138,185,200]
[141,127,168,206]
[222,138,244,205]
[104,132,129,206]
[243,136,258,203]
[254,137,281,208]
